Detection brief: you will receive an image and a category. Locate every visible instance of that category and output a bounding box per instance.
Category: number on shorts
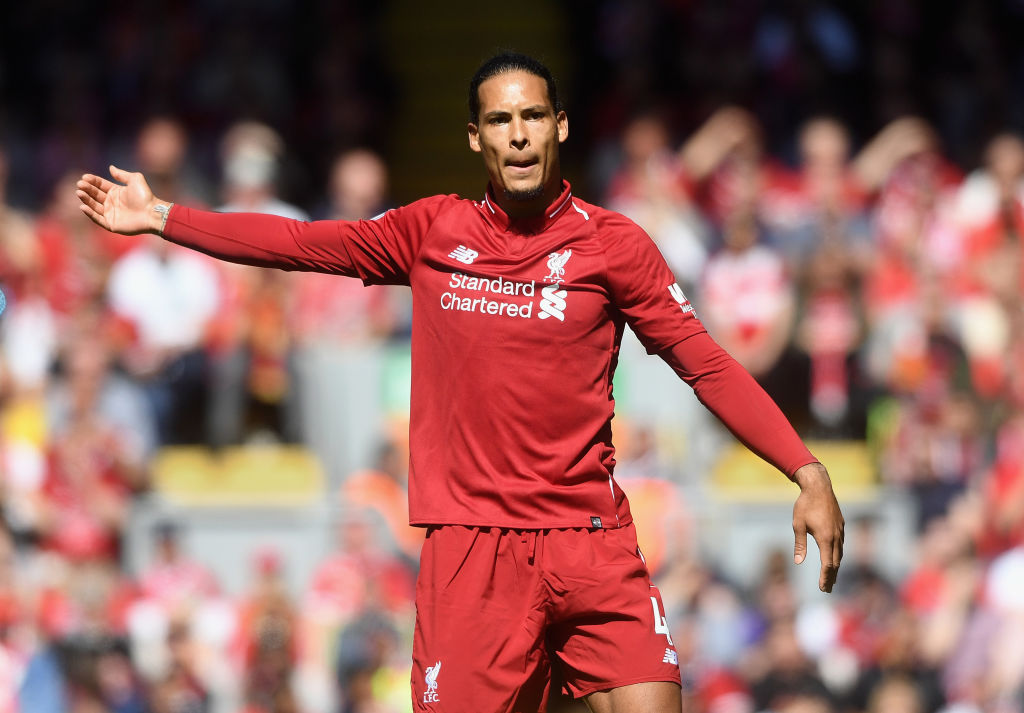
[650,596,674,645]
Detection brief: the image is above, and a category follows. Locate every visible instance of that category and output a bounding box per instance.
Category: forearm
[162,205,356,274]
[661,331,816,478]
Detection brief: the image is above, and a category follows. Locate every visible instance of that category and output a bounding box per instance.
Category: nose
[510,117,528,150]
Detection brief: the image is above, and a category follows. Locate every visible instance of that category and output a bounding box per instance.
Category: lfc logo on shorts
[423,660,442,703]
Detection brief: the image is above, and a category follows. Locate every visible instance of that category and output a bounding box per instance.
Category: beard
[503,183,545,202]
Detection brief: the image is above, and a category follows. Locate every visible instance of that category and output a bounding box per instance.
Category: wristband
[154,203,173,235]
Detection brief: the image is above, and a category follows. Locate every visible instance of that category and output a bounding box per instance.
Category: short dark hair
[468,51,561,124]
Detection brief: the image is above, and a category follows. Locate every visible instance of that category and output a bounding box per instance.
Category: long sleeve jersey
[163,182,817,529]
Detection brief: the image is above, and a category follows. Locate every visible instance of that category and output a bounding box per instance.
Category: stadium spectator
[0,523,27,713]
[206,121,308,446]
[946,132,1024,398]
[299,510,415,713]
[794,238,864,434]
[341,439,423,564]
[217,122,307,221]
[94,640,148,713]
[865,675,924,713]
[0,267,59,395]
[976,411,1024,557]
[206,265,301,446]
[950,131,1024,300]
[746,618,833,713]
[34,171,132,319]
[678,105,765,230]
[660,555,754,670]
[105,232,221,445]
[846,608,946,713]
[700,208,796,379]
[605,112,709,289]
[323,148,390,222]
[699,207,810,425]
[236,548,299,713]
[0,145,41,299]
[305,511,415,624]
[47,306,157,464]
[147,619,209,713]
[334,611,405,713]
[875,390,981,530]
[774,117,872,276]
[611,423,694,576]
[137,522,219,612]
[134,117,211,210]
[37,382,139,563]
[292,148,404,345]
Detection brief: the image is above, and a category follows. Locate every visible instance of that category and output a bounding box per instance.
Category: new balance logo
[667,282,695,316]
[538,283,568,321]
[448,245,479,265]
[662,649,678,665]
[423,660,441,703]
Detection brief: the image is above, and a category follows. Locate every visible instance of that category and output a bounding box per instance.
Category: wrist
[792,462,830,490]
[149,199,174,235]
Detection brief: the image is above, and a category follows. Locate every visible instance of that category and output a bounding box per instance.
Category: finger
[76,183,109,209]
[821,561,839,593]
[75,189,105,216]
[817,534,836,592]
[793,520,807,565]
[831,528,845,586]
[820,567,837,593]
[109,164,133,183]
[79,202,107,229]
[77,176,113,199]
[80,173,117,191]
[834,525,844,567]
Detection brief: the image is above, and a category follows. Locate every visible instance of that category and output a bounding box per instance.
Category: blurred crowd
[602,106,1024,713]
[0,117,420,713]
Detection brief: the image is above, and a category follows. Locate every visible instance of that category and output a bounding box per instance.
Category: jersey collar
[479,181,575,234]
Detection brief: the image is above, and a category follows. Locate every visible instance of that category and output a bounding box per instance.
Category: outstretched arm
[77,165,350,271]
[77,165,171,235]
[77,166,438,282]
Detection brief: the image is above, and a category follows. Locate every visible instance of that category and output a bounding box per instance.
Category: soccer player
[77,52,844,713]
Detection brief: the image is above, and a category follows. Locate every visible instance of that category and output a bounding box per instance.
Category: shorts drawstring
[521,530,538,565]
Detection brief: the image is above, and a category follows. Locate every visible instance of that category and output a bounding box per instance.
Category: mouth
[506,158,538,173]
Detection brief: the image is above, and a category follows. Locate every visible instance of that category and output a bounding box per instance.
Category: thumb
[109,164,132,183]
[793,520,807,565]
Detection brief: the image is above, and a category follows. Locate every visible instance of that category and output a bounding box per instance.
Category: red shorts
[411,524,680,713]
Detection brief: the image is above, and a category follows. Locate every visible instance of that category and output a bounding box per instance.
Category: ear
[468,123,482,153]
[556,111,569,144]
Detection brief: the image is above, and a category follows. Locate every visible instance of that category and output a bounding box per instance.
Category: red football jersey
[164,182,814,528]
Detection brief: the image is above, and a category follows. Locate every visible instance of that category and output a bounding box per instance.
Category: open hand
[76,165,167,235]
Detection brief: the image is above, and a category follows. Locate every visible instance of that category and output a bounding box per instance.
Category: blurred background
[1,1,1024,712]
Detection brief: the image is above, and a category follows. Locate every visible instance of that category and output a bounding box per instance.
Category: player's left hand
[791,462,845,593]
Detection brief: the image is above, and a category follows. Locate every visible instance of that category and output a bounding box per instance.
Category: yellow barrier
[711,440,877,502]
[152,445,325,506]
